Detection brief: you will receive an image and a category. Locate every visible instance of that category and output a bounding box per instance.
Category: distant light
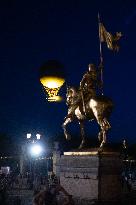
[47,95,62,102]
[36,134,41,140]
[27,133,31,139]
[30,144,43,156]
[64,151,98,156]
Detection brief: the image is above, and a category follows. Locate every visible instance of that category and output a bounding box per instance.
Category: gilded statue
[62,63,113,148]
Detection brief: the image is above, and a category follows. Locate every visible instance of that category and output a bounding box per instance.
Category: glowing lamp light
[27,133,31,139]
[30,144,42,156]
[36,134,41,140]
[40,76,65,102]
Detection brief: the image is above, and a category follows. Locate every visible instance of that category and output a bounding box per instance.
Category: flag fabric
[99,22,122,52]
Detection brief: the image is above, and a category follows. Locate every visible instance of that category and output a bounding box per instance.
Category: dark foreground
[2,189,136,205]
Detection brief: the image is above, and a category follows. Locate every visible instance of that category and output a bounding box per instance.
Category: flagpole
[98,13,104,95]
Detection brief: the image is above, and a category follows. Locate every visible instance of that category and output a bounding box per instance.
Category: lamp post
[26,133,43,176]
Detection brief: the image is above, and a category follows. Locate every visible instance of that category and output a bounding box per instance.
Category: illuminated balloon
[39,60,65,102]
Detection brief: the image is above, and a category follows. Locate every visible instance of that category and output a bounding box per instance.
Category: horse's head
[66,86,77,106]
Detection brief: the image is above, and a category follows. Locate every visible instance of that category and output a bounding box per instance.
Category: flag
[99,22,122,52]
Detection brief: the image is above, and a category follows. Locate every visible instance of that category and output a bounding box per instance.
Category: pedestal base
[59,148,122,204]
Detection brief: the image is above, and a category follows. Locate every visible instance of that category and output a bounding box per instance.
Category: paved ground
[5,188,136,205]
[7,190,33,205]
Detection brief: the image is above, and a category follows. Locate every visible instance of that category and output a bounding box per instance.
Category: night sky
[0,0,136,144]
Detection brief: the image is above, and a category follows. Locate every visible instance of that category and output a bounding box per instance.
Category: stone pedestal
[59,148,122,204]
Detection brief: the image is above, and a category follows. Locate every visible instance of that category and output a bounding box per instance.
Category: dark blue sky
[0,0,136,144]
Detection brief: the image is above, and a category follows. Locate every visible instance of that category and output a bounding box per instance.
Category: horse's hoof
[78,141,86,149]
[98,147,103,153]
[78,145,83,149]
[100,142,105,148]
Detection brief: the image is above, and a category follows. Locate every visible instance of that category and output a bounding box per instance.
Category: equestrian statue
[62,63,113,149]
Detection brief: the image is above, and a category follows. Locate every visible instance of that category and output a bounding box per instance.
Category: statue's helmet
[88,64,96,72]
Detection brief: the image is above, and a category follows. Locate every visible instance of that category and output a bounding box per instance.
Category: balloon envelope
[40,76,65,88]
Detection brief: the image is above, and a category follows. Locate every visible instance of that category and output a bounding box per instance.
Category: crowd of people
[122,161,136,192]
[32,172,75,205]
[33,184,75,205]
[0,171,75,205]
[0,173,13,204]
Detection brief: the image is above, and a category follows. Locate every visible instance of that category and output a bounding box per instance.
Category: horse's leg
[100,127,106,147]
[91,108,110,147]
[98,130,103,142]
[62,117,72,140]
[78,120,86,149]
[90,100,111,148]
[98,118,111,147]
[90,106,106,147]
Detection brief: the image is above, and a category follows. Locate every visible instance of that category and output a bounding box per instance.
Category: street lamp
[26,133,43,156]
[30,144,43,157]
[26,133,43,175]
[36,134,41,140]
[26,133,41,141]
[27,133,31,139]
[20,133,44,175]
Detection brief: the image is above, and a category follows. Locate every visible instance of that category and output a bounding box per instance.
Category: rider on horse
[66,63,101,118]
[80,63,101,102]
[63,64,113,148]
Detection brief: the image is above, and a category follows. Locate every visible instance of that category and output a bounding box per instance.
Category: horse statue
[62,86,113,149]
